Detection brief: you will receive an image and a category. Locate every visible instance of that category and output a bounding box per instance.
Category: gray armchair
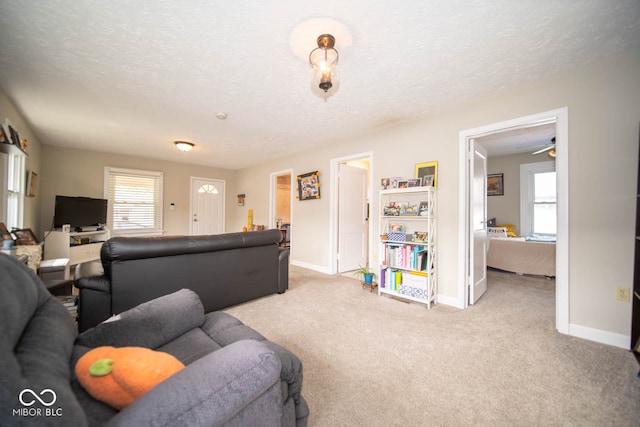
[0,254,308,426]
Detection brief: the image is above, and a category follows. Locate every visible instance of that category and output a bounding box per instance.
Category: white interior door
[190,177,225,235]
[338,164,368,272]
[469,140,488,304]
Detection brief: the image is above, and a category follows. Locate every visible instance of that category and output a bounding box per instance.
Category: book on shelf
[383,243,428,271]
[381,268,429,297]
[56,295,77,307]
[380,268,406,292]
[55,295,78,318]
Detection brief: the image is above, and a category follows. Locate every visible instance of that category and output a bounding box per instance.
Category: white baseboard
[437,294,465,309]
[569,323,630,350]
[290,259,333,275]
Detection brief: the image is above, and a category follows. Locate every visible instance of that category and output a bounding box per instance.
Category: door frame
[269,168,293,230]
[329,151,373,275]
[189,177,226,235]
[458,107,569,335]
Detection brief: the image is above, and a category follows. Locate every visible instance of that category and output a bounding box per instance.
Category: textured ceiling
[0,1,638,168]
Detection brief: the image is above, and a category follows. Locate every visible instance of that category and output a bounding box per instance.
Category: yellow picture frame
[415,161,438,187]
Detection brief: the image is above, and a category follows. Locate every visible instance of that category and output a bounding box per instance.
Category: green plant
[354,265,375,283]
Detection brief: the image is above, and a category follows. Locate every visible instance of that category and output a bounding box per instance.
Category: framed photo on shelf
[413,231,428,242]
[400,203,419,216]
[397,180,409,189]
[415,161,438,187]
[487,173,504,196]
[0,126,9,144]
[8,125,20,146]
[388,223,406,233]
[12,228,38,245]
[389,177,402,188]
[0,222,12,241]
[407,178,421,187]
[418,201,429,216]
[297,171,320,200]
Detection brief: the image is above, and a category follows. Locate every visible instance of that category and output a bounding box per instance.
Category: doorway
[459,108,569,334]
[330,152,373,274]
[190,177,225,235]
[270,169,292,246]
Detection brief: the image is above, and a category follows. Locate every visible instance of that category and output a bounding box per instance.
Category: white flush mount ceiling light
[309,34,339,94]
[174,141,194,152]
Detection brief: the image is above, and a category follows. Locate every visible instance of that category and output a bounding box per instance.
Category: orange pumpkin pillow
[75,346,185,410]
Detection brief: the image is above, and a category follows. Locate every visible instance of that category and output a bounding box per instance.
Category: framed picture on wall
[26,171,38,197]
[415,161,438,187]
[297,171,321,201]
[487,173,504,196]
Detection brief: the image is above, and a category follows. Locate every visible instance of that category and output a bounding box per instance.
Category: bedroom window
[520,161,556,237]
[104,167,163,236]
[533,171,556,234]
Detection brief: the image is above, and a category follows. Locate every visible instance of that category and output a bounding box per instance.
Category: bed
[486,226,556,277]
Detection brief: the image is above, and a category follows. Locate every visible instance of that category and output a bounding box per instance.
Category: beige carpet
[225,266,640,426]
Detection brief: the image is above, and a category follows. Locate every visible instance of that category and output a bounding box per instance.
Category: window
[198,184,218,194]
[1,151,25,230]
[520,161,556,236]
[104,167,163,236]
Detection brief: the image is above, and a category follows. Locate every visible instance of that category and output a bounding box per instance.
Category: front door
[190,177,225,235]
[469,140,488,304]
[338,164,368,273]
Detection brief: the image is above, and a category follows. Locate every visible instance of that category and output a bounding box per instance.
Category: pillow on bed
[497,224,519,238]
[487,227,508,238]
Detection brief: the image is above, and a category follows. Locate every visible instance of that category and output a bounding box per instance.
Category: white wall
[487,152,552,234]
[0,88,43,236]
[40,145,238,238]
[235,48,640,345]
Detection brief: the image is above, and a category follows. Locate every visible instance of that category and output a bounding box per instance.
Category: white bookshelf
[378,187,437,308]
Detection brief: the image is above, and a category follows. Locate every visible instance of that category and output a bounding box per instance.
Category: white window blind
[533,171,557,234]
[104,167,163,236]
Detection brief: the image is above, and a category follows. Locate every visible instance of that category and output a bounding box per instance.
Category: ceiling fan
[532,137,556,157]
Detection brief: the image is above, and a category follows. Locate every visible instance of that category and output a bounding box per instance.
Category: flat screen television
[53,196,108,230]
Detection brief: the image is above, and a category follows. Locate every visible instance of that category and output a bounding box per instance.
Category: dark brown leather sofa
[75,229,289,331]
